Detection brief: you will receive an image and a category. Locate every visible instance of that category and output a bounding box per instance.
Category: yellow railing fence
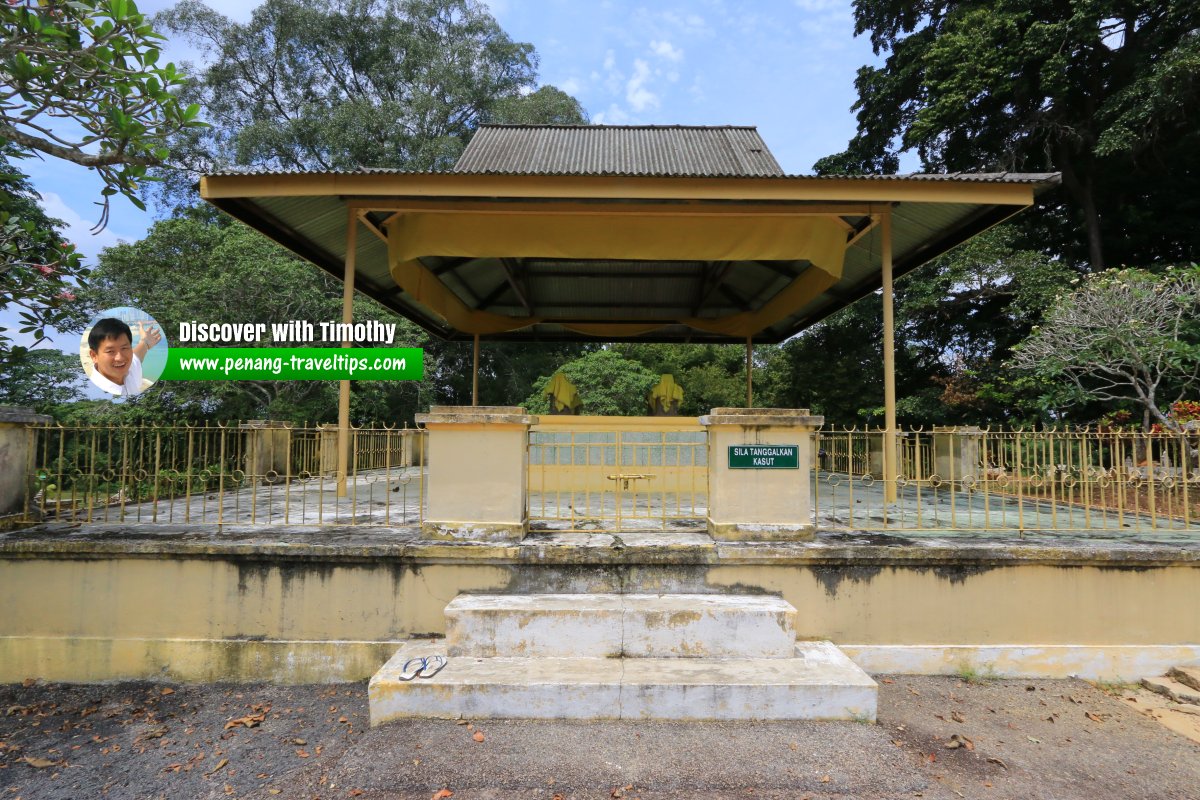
[24,422,426,526]
[814,426,1200,533]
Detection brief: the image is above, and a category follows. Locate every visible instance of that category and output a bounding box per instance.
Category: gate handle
[606,473,655,490]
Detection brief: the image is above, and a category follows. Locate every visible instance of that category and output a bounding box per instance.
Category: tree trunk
[1056,145,1105,270]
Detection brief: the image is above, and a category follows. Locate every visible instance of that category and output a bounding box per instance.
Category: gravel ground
[2,675,1198,800]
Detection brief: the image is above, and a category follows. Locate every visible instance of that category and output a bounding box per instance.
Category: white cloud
[39,193,129,263]
[560,77,582,95]
[626,59,659,112]
[650,39,684,61]
[593,103,632,125]
[601,49,624,94]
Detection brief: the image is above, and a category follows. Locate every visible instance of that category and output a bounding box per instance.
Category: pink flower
[58,290,76,301]
[37,264,55,276]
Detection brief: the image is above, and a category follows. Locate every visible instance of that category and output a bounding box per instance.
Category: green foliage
[760,227,1076,426]
[524,350,660,417]
[488,86,588,125]
[0,348,89,413]
[823,0,1200,268]
[0,153,90,365]
[155,0,584,203]
[1,0,203,225]
[611,343,750,416]
[1011,266,1200,429]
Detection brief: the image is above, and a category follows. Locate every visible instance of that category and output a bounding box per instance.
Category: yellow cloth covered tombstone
[544,372,582,415]
[648,374,684,416]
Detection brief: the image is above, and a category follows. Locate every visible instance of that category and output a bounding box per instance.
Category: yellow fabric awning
[386,210,847,337]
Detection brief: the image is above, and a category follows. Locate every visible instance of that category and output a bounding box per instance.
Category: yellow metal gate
[527,420,707,532]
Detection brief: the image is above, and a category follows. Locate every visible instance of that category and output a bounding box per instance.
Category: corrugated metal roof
[453,125,784,177]
[207,162,1057,184]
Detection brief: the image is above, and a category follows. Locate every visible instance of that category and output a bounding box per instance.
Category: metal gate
[527,423,708,532]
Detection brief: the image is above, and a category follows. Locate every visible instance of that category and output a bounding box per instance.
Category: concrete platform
[368,641,877,724]
[445,593,798,658]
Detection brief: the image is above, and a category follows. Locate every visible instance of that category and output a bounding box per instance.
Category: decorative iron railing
[23,422,426,526]
[814,426,1200,533]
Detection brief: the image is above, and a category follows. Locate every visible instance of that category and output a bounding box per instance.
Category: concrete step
[1142,676,1200,706]
[444,593,798,658]
[1168,665,1200,693]
[369,641,876,725]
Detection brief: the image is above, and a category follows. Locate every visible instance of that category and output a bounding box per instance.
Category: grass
[954,661,1001,684]
[1088,679,1141,696]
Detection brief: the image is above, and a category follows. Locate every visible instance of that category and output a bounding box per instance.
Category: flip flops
[398,654,448,681]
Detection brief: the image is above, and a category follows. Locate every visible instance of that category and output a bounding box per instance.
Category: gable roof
[453,124,785,177]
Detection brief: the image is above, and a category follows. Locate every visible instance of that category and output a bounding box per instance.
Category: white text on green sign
[728,445,799,469]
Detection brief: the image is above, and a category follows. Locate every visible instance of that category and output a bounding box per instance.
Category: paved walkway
[28,467,1200,538]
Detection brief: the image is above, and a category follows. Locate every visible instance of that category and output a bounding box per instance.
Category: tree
[612,343,749,417]
[0,153,89,364]
[155,0,584,203]
[81,211,429,423]
[1011,267,1200,431]
[0,348,89,413]
[819,1,1200,268]
[1,0,202,225]
[523,350,659,417]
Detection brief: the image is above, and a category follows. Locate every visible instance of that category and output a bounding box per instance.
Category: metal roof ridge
[476,123,761,130]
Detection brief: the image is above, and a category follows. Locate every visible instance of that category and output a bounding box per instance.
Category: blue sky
[11,0,892,365]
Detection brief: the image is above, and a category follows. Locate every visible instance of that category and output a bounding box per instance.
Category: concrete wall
[1,539,1197,683]
[0,408,50,516]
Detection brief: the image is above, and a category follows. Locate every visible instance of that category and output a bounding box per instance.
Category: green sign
[728,445,799,469]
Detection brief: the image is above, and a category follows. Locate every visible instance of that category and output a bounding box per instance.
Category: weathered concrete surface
[369,641,876,724]
[1171,664,1200,691]
[418,405,533,542]
[0,407,50,516]
[445,593,798,658]
[1142,675,1200,705]
[2,525,1199,682]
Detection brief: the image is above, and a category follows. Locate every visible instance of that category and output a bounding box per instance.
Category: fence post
[0,407,52,518]
[239,420,292,484]
[414,406,536,542]
[699,407,824,541]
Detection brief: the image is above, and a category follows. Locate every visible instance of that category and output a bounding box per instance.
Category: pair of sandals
[399,654,447,681]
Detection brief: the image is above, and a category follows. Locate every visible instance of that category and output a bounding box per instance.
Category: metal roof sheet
[453,124,784,177]
[207,162,1057,184]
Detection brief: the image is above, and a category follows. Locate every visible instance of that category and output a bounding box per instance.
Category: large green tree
[155,0,585,203]
[818,0,1200,268]
[761,229,1074,426]
[2,0,202,223]
[1011,266,1200,430]
[1,0,201,367]
[0,154,88,364]
[523,350,660,417]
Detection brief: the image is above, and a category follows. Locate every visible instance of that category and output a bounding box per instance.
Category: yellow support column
[881,208,898,503]
[337,211,359,498]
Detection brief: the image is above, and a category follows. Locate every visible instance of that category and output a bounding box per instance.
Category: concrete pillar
[699,407,824,541]
[240,421,292,484]
[867,431,907,479]
[0,407,51,516]
[933,426,982,483]
[318,424,339,476]
[414,406,536,542]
